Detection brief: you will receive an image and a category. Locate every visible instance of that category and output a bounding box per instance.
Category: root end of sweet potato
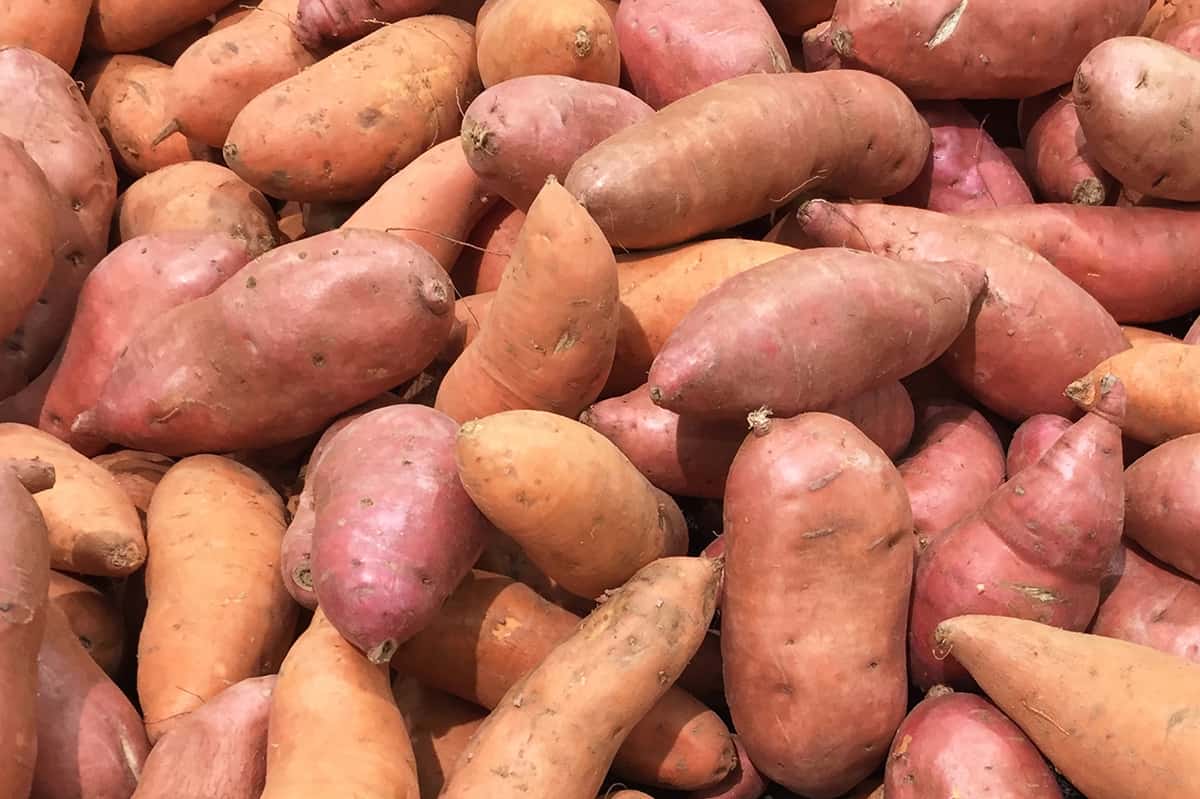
[1071,177,1106,206]
[830,27,853,58]
[106,540,147,574]
[926,684,955,699]
[291,563,314,592]
[747,406,774,436]
[461,118,496,157]
[418,277,453,315]
[1064,376,1096,409]
[368,638,398,664]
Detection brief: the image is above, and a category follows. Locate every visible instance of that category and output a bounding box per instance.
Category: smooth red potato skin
[615,0,791,110]
[1006,414,1071,476]
[1020,90,1114,205]
[0,134,55,344]
[1091,544,1200,662]
[295,0,440,48]
[1124,433,1200,579]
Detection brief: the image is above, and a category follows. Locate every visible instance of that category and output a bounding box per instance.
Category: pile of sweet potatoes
[5,2,1200,798]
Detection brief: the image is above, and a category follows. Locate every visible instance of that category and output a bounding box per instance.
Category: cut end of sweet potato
[291,563,314,592]
[1064,376,1097,409]
[1071,177,1107,206]
[368,638,399,664]
[461,118,497,158]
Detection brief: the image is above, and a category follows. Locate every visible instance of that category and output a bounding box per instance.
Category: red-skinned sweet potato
[908,376,1126,690]
[79,230,454,455]
[723,412,913,797]
[1019,89,1114,205]
[686,735,766,799]
[0,134,55,344]
[1006,413,1071,476]
[0,0,90,71]
[294,0,440,48]
[453,203,522,294]
[475,0,620,87]
[801,19,840,70]
[565,71,930,249]
[1092,543,1200,662]
[392,677,487,799]
[1123,432,1200,579]
[615,0,791,109]
[47,571,123,677]
[647,248,985,419]
[85,0,232,52]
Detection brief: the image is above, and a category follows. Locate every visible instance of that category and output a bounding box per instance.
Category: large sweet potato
[723,413,913,797]
[1123,432,1200,579]
[294,0,440,48]
[0,0,90,71]
[564,71,929,249]
[0,134,55,344]
[1020,89,1114,205]
[475,0,620,87]
[79,230,454,455]
[1092,544,1200,662]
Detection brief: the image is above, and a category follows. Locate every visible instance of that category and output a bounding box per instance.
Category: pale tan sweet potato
[85,0,232,53]
[47,571,123,677]
[476,0,620,87]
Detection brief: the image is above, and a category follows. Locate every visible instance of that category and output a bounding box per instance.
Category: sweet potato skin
[648,249,985,419]
[1006,413,1071,476]
[453,203,522,294]
[0,0,90,71]
[92,449,173,514]
[0,134,56,343]
[1123,325,1179,347]
[86,0,232,52]
[1123,433,1200,579]
[828,0,1146,99]
[1021,90,1114,205]
[723,413,913,798]
[461,76,652,210]
[1074,36,1200,201]
[565,71,930,249]
[615,0,791,109]
[47,571,123,677]
[476,0,620,87]
[85,230,453,455]
[1092,544,1200,662]
[223,16,481,202]
[294,0,441,48]
[392,678,487,799]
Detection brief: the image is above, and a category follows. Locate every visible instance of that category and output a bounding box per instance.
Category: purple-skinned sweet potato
[1123,432,1200,579]
[1006,413,1071,476]
[1019,89,1114,205]
[311,404,493,662]
[898,399,1006,554]
[884,686,1062,799]
[1091,543,1200,662]
[614,0,791,110]
[40,232,252,455]
[789,200,1129,421]
[908,376,1126,690]
[646,248,985,419]
[294,0,440,48]
[77,230,454,455]
[461,75,652,211]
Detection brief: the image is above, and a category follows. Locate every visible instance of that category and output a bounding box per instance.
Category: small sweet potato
[392,677,487,799]
[565,70,930,249]
[92,449,173,514]
[1006,413,1072,476]
[81,230,453,455]
[686,735,766,799]
[476,0,619,87]
[1092,544,1200,662]
[1019,89,1114,205]
[47,571,123,677]
[294,0,440,48]
[1123,432,1200,579]
[0,133,55,343]
[453,203,522,294]
[139,455,296,743]
[615,0,791,109]
[0,0,90,71]
[1123,325,1179,347]
[223,15,481,202]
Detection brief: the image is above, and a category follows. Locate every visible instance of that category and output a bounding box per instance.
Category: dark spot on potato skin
[358,107,382,128]
[245,276,257,288]
[311,352,326,367]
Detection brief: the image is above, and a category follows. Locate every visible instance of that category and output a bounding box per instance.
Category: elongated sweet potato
[1006,413,1071,476]
[890,101,1035,212]
[1020,90,1114,205]
[909,377,1125,689]
[648,248,985,419]
[133,675,275,799]
[86,0,233,52]
[0,424,144,576]
[393,570,736,789]
[33,604,149,799]
[436,179,619,422]
[792,200,1129,420]
[342,138,495,270]
[898,399,1006,553]
[723,413,913,797]
[392,677,487,799]
[0,134,55,343]
[565,71,929,249]
[440,557,722,799]
[80,230,453,455]
[0,469,49,799]
[0,0,90,71]
[884,686,1062,798]
[262,610,419,799]
[139,455,295,743]
[295,0,440,47]
[224,16,480,202]
[1074,36,1200,201]
[41,232,252,455]
[47,571,123,677]
[935,614,1200,799]
[1123,432,1200,579]
[827,0,1146,99]
[1092,544,1200,662]
[453,203,522,294]
[476,0,619,87]
[615,0,791,109]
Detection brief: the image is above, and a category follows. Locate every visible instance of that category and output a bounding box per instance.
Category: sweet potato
[140,19,209,64]
[827,0,1146,99]
[791,200,1129,420]
[311,405,491,662]
[0,424,144,576]
[884,686,1062,798]
[86,0,234,52]
[934,614,1200,799]
[1123,325,1179,347]
[440,557,722,799]
[133,675,275,799]
[77,55,212,176]
[392,677,487,799]
[1123,432,1200,579]
[1092,544,1200,662]
[801,19,840,70]
[80,230,453,455]
[393,570,736,789]
[1187,316,1200,344]
[92,449,173,514]
[40,232,252,455]
[456,411,688,598]
[615,0,791,109]
[0,468,49,799]
[1074,36,1200,201]
[1019,90,1114,205]
[436,179,618,422]
[565,71,929,249]
[0,133,55,343]
[723,413,913,797]
[437,292,494,364]
[1,457,56,493]
[898,399,1006,553]
[890,101,1035,212]
[686,736,766,799]
[1067,342,1200,444]
[1162,16,1200,52]
[0,352,60,425]
[453,203,522,294]
[1006,413,1071,476]
[223,15,480,202]
[475,0,619,87]
[342,138,495,270]
[462,76,651,210]
[0,0,90,71]
[909,377,1125,689]
[47,571,123,677]
[294,0,440,47]
[33,604,149,799]
[647,249,985,419]
[607,239,796,396]
[1144,0,1200,39]
[139,455,295,743]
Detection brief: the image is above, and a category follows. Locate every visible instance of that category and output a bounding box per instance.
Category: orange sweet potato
[476,0,620,87]
[0,133,55,344]
[1019,89,1114,205]
[685,735,766,799]
[223,15,481,202]
[1123,325,1179,347]
[85,0,232,52]
[1092,544,1200,662]
[392,677,487,799]
[92,449,173,514]
[0,0,90,71]
[436,179,618,422]
[47,571,123,677]
[139,455,296,743]
[453,203,522,294]
[1123,432,1200,579]
[437,291,493,365]
[0,457,56,493]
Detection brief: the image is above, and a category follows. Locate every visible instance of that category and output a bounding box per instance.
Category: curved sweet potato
[453,203,522,294]
[1020,90,1114,205]
[647,248,985,419]
[476,0,619,87]
[47,571,123,677]
[294,0,440,48]
[0,134,55,343]
[85,0,232,52]
[0,0,90,71]
[723,413,913,797]
[92,449,173,514]
[437,292,493,365]
[1092,544,1200,662]
[565,71,929,249]
[1123,432,1200,579]
[392,677,487,799]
